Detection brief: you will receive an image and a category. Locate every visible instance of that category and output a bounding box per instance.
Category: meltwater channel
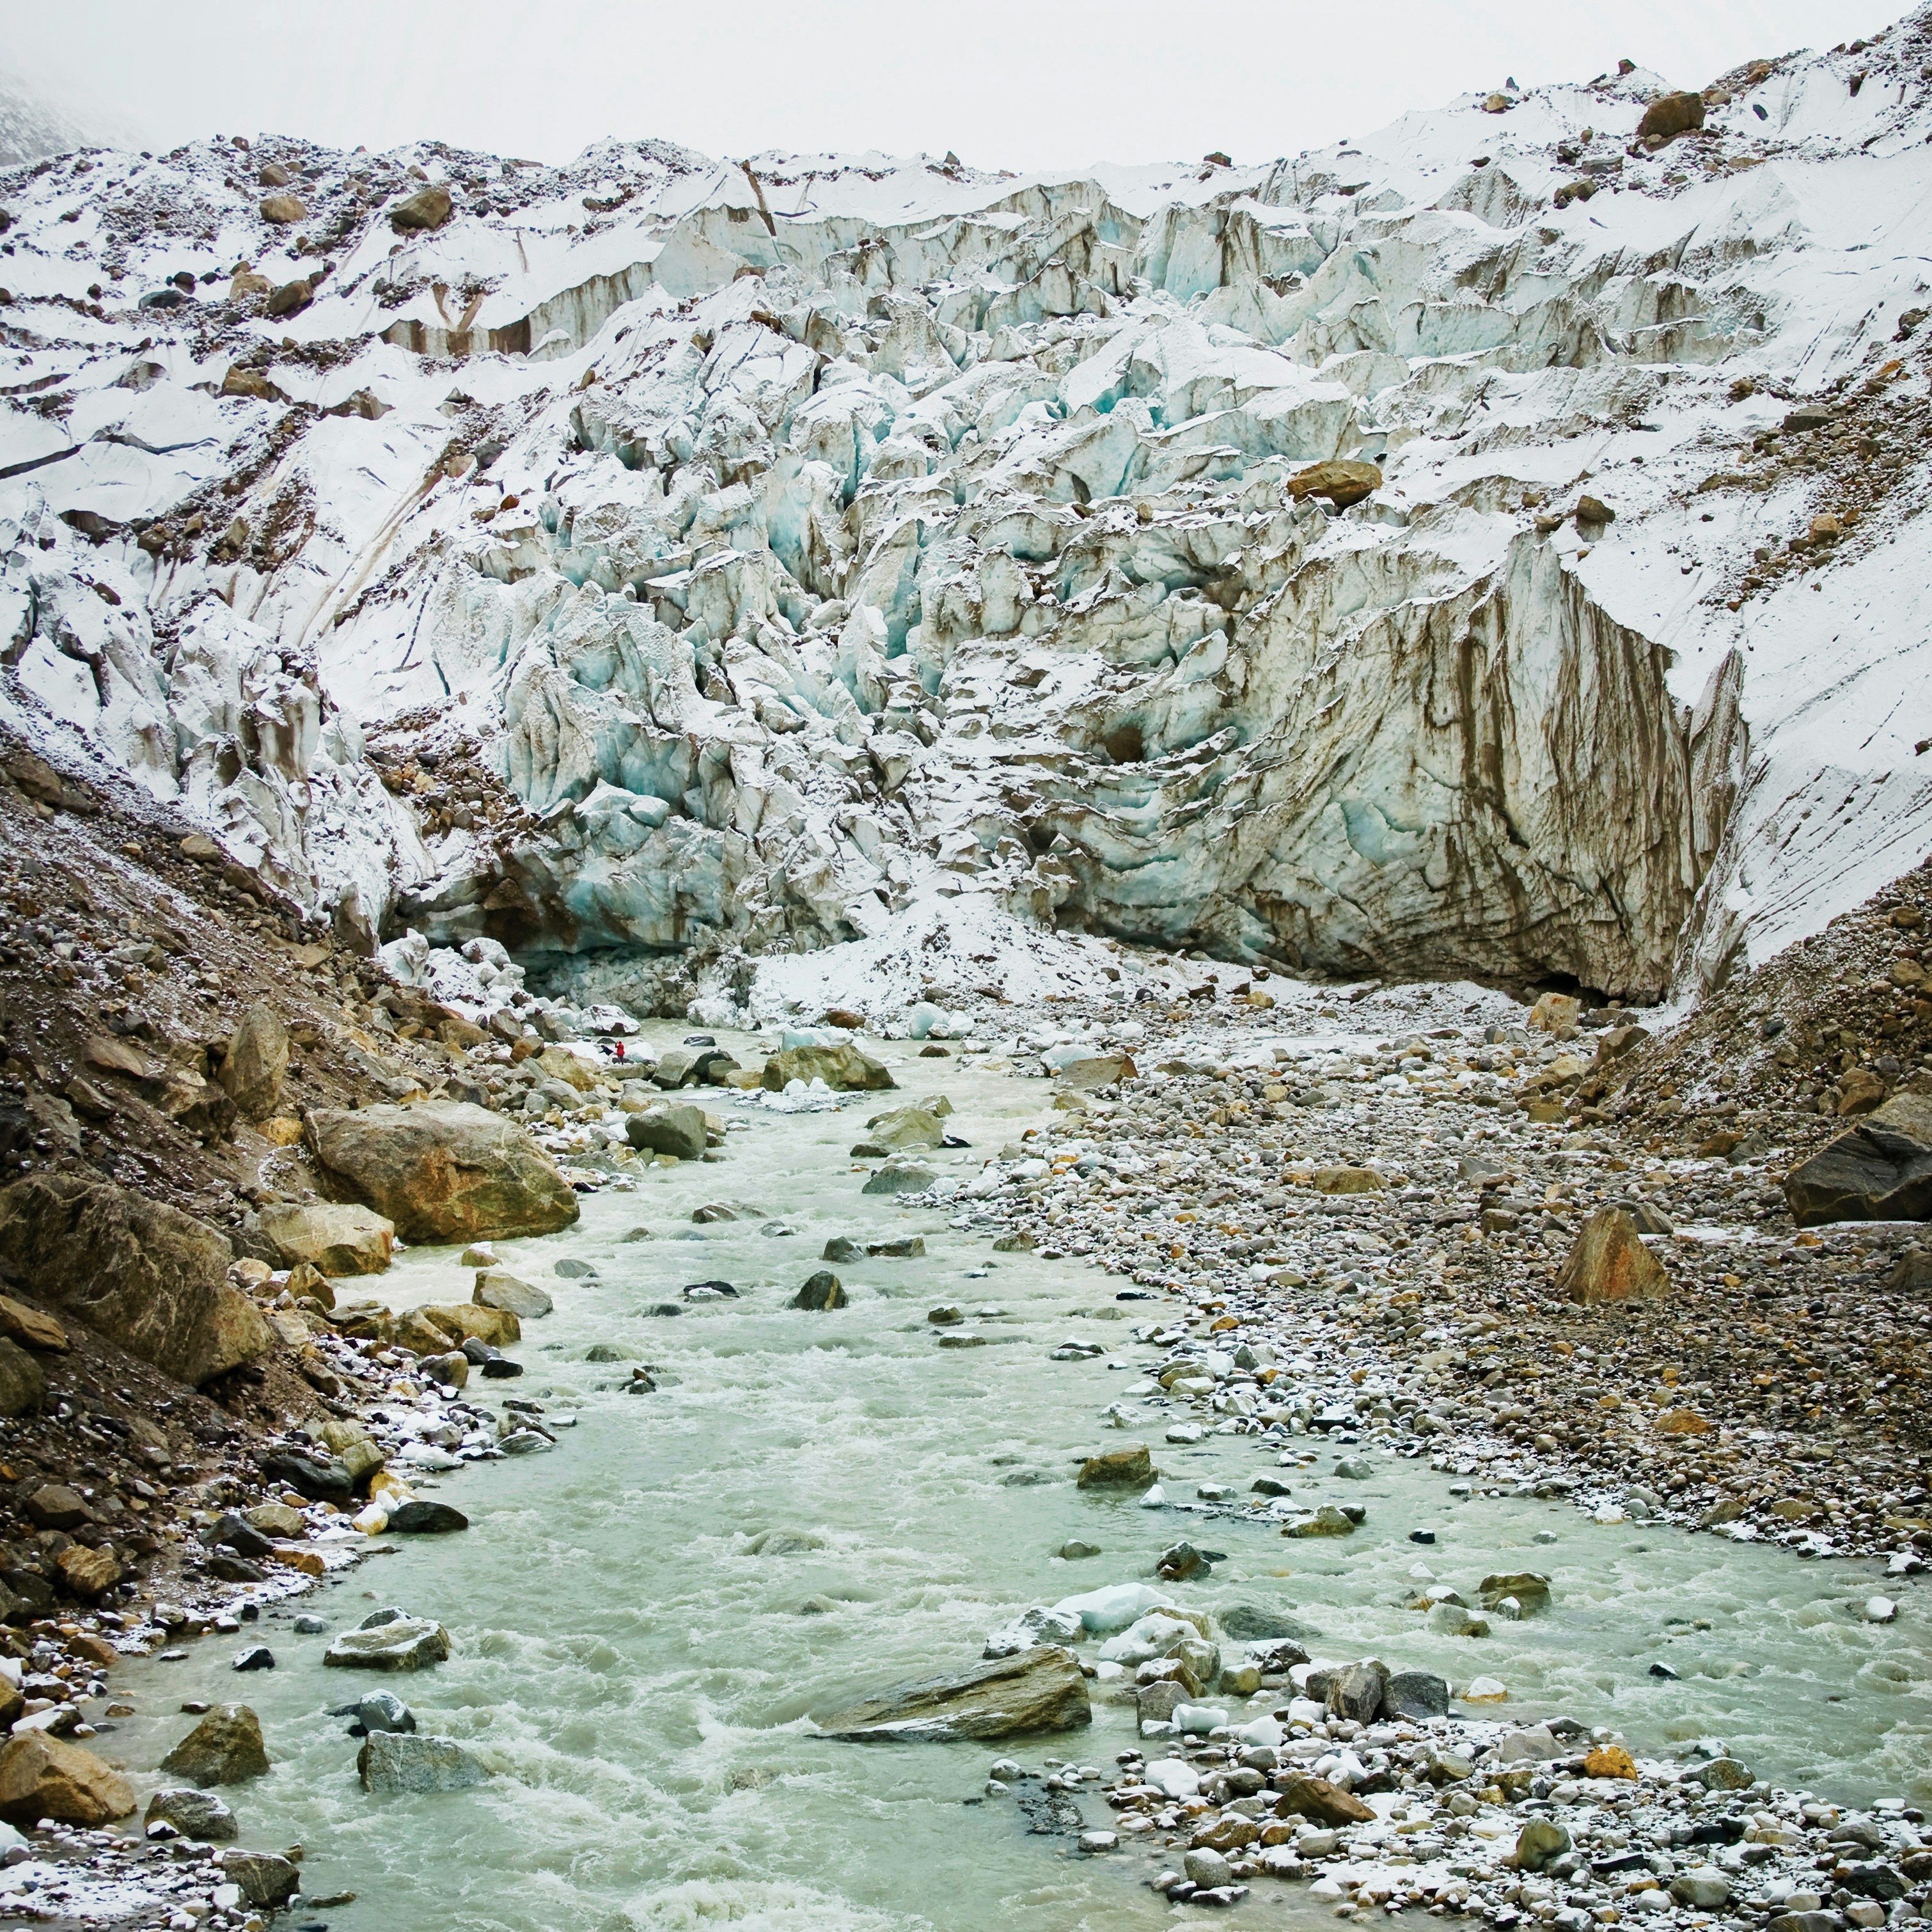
[106,1028,1929,1932]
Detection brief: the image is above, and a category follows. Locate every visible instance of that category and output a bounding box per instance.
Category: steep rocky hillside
[0,19,1926,1022]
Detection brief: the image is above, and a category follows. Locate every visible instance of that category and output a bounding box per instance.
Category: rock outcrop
[0,1175,272,1385]
[813,1645,1092,1740]
[305,1102,580,1241]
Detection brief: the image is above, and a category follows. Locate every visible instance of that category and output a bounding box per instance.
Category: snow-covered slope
[0,69,93,171]
[2,19,1928,1015]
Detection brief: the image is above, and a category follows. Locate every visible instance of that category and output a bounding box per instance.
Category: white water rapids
[106,1029,1929,1932]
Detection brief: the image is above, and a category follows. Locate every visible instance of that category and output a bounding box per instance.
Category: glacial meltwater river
[107,1029,1929,1932]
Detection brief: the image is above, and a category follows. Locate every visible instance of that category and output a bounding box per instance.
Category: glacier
[3,20,1930,1019]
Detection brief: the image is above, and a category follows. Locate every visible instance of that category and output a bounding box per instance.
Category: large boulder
[861,1159,934,1196]
[389,184,453,231]
[1553,1209,1668,1305]
[790,1270,846,1310]
[1784,1094,1932,1225]
[1287,459,1382,508]
[763,1042,895,1092]
[256,1202,393,1276]
[624,1104,708,1159]
[1324,1660,1390,1723]
[324,1617,451,1672]
[1636,90,1706,144]
[157,1704,269,1786]
[0,1175,272,1385]
[305,1102,579,1242]
[0,1732,136,1825]
[220,1004,288,1122]
[1276,1773,1375,1826]
[812,1645,1091,1741]
[357,1730,487,1793]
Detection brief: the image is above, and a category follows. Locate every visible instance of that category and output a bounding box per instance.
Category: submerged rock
[813,1644,1091,1741]
[358,1730,488,1793]
[791,1269,847,1309]
[862,1159,934,1196]
[625,1104,709,1160]
[223,1851,301,1908]
[473,1269,553,1318]
[764,1042,895,1092]
[1077,1443,1157,1489]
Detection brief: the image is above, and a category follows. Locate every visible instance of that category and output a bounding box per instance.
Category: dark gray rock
[386,1501,468,1535]
[1384,1669,1450,1719]
[792,1271,847,1310]
[1784,1094,1932,1225]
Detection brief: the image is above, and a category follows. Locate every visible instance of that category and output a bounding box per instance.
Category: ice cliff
[2,19,1928,1016]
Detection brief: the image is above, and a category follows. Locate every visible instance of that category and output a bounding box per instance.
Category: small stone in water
[230,1645,274,1672]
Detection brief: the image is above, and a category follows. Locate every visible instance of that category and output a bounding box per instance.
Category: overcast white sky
[13,0,1906,171]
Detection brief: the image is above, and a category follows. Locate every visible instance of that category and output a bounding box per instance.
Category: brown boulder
[1784,1094,1932,1225]
[304,1101,579,1243]
[762,1042,895,1093]
[1277,1773,1375,1826]
[0,1296,67,1351]
[1636,91,1706,143]
[158,1704,269,1786]
[0,1733,136,1825]
[1076,1443,1157,1489]
[0,1175,272,1385]
[389,184,453,232]
[263,279,312,319]
[221,1004,288,1121]
[258,193,307,224]
[1553,1209,1667,1305]
[219,366,285,402]
[56,1545,119,1599]
[1287,459,1383,508]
